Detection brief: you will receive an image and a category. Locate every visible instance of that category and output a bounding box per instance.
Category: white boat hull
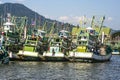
[43,51,112,61]
[112,52,120,55]
[92,53,112,61]
[10,47,112,62]
[17,50,39,57]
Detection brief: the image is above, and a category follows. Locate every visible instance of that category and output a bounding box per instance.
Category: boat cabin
[3,22,15,33]
[32,29,46,39]
[23,36,38,52]
[77,27,97,52]
[58,30,70,38]
[37,30,46,38]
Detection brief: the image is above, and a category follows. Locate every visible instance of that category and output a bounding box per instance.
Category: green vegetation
[0,3,74,32]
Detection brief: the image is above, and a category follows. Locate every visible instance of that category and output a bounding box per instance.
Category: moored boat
[9,16,112,62]
[44,17,112,61]
[10,30,48,61]
[0,46,9,64]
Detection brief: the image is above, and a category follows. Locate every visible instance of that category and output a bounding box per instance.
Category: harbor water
[0,55,120,80]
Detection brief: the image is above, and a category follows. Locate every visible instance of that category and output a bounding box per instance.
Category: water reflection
[0,55,120,80]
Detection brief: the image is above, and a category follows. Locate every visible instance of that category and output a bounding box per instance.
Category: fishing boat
[42,16,112,62]
[110,31,120,55]
[110,41,120,55]
[43,28,112,62]
[13,30,48,61]
[0,42,9,64]
[67,16,112,62]
[69,27,112,62]
[42,29,76,61]
[10,16,112,62]
[2,13,26,54]
[16,35,40,60]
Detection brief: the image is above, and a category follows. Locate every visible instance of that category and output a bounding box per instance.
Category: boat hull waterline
[9,51,112,62]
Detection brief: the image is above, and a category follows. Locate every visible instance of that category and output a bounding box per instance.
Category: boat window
[26,41,30,44]
[90,30,95,35]
[79,42,81,45]
[80,30,84,34]
[84,36,86,39]
[59,32,63,37]
[10,26,14,31]
[58,32,60,36]
[65,32,69,37]
[26,41,36,45]
[56,38,60,42]
[51,42,59,46]
[78,36,81,39]
[41,32,46,37]
[60,32,63,36]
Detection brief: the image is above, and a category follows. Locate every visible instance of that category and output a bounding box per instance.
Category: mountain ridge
[0,3,118,34]
[0,3,73,32]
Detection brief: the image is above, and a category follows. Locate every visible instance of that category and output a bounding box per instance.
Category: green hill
[0,3,74,32]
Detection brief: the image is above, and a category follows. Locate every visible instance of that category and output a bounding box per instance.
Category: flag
[31,21,35,26]
[31,19,36,26]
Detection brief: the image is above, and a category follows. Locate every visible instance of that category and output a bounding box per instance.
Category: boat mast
[24,17,27,39]
[98,16,105,35]
[91,16,95,28]
[49,22,56,35]
[42,21,47,31]
[98,16,105,43]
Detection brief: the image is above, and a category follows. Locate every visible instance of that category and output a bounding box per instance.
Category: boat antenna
[91,16,95,28]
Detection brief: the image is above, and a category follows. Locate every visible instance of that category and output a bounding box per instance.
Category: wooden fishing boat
[2,13,26,53]
[8,37,38,60]
[42,29,72,61]
[10,16,112,62]
[42,26,112,62]
[69,26,112,62]
[0,46,9,64]
[10,30,48,61]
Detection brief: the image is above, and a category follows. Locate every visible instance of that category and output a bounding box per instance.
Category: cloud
[0,0,2,4]
[14,0,26,3]
[59,16,69,21]
[45,15,112,27]
[44,15,50,18]
[44,15,92,26]
[57,16,91,25]
[15,0,26,1]
[107,17,112,21]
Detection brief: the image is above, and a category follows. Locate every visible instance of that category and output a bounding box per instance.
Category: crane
[91,16,95,28]
[98,16,105,35]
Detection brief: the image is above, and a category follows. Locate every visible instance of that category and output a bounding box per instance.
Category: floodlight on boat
[86,27,93,30]
[60,30,69,33]
[81,38,87,41]
[3,22,14,26]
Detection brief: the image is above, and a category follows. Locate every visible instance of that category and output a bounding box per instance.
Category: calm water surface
[0,55,120,80]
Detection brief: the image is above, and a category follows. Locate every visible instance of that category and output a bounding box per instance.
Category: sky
[0,0,120,30]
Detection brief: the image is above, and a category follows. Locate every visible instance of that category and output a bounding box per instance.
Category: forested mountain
[0,3,74,32]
